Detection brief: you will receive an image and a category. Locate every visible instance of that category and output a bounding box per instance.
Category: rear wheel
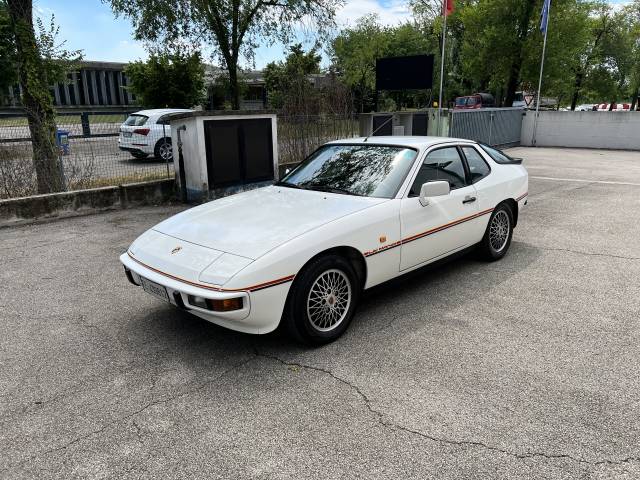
[478,203,514,261]
[283,255,360,345]
[154,138,173,162]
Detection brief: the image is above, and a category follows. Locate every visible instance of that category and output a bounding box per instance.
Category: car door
[399,146,479,271]
[459,145,495,243]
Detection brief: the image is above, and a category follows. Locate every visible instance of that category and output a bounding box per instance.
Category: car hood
[152,186,387,259]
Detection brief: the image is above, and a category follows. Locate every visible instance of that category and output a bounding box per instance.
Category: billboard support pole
[533,0,551,146]
[437,4,447,136]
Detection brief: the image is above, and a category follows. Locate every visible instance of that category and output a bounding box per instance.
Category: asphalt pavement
[1,147,639,479]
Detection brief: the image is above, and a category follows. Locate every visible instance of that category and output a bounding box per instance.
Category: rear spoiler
[508,157,523,165]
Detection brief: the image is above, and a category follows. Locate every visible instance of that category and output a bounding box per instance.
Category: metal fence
[277,114,359,168]
[0,112,359,200]
[0,111,174,200]
[449,108,524,147]
[0,108,523,201]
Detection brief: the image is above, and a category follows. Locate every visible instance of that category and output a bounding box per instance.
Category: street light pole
[437,2,447,136]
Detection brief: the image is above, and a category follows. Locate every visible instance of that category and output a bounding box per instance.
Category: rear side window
[479,144,517,164]
[462,147,491,183]
[124,114,148,126]
[409,147,467,195]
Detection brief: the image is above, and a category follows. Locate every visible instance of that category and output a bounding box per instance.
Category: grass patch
[0,114,129,128]
[69,171,174,190]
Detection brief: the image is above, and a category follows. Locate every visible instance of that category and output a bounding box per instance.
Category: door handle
[462,196,477,204]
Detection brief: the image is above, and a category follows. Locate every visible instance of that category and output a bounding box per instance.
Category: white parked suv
[118,109,192,161]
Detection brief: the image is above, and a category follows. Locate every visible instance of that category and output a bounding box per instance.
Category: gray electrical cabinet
[169,112,278,203]
[359,112,430,137]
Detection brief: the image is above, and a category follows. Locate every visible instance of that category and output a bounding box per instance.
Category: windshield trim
[280,143,420,199]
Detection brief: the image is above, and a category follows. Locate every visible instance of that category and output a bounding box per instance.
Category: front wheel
[283,255,360,345]
[478,203,514,261]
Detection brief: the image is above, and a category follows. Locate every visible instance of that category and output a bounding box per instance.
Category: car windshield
[124,114,148,126]
[455,97,467,106]
[279,144,418,199]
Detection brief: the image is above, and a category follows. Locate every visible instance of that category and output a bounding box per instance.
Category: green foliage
[106,0,342,110]
[125,50,205,108]
[330,15,434,112]
[0,1,17,96]
[34,14,82,84]
[264,43,321,112]
[405,0,640,109]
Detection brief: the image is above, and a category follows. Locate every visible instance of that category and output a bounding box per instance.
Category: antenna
[363,115,395,143]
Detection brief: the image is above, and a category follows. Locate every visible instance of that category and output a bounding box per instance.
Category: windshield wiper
[303,184,363,196]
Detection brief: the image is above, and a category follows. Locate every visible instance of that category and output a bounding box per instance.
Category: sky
[34,0,631,69]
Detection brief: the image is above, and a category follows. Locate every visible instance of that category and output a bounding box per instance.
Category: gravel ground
[1,147,639,479]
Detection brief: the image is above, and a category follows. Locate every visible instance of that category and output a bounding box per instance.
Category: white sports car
[121,137,528,344]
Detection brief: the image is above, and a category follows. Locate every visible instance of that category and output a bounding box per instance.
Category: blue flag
[540,0,551,33]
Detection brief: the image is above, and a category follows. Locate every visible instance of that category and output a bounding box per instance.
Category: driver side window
[409,147,467,196]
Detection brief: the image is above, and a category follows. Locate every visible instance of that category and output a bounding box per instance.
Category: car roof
[131,108,193,117]
[326,136,477,149]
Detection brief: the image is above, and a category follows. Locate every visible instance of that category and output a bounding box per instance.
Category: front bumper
[120,252,290,334]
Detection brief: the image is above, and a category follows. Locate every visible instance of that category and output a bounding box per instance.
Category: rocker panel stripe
[363,207,495,258]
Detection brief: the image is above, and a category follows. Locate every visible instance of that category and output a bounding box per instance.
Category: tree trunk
[8,0,63,194]
[631,86,639,111]
[570,71,584,111]
[504,0,536,107]
[227,57,240,110]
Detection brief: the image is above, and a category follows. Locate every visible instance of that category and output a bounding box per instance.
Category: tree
[264,43,321,114]
[106,0,341,110]
[459,0,537,107]
[0,1,17,101]
[6,0,81,194]
[125,50,205,108]
[331,15,434,112]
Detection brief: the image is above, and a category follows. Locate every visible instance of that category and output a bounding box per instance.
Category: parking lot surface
[1,147,639,479]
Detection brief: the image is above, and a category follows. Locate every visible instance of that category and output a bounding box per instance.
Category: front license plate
[140,276,169,303]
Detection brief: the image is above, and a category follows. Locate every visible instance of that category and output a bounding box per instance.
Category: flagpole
[533,1,551,146]
[437,1,447,136]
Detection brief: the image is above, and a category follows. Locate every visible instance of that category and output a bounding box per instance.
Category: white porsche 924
[121,137,528,344]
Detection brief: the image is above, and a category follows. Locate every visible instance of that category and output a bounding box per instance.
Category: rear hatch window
[123,114,148,126]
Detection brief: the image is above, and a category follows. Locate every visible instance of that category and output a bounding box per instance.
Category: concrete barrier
[0,179,175,227]
[521,111,640,150]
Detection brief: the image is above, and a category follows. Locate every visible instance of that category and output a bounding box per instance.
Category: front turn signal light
[188,295,243,312]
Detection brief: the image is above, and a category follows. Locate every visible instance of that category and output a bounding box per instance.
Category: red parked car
[454,93,496,110]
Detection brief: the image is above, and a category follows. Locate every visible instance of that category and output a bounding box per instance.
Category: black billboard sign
[375,54,434,91]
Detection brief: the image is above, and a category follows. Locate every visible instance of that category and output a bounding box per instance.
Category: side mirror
[419,181,450,206]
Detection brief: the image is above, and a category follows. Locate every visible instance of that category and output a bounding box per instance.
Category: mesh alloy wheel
[158,141,173,161]
[489,210,510,253]
[306,269,352,332]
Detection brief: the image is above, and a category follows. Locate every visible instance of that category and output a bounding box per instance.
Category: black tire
[131,151,149,159]
[154,138,173,162]
[282,254,360,345]
[478,203,514,261]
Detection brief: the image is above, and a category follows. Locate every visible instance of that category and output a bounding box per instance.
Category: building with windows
[2,60,331,111]
[3,61,138,110]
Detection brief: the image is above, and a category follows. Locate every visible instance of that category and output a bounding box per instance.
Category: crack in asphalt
[529,245,640,261]
[254,350,640,469]
[5,349,639,474]
[1,356,254,473]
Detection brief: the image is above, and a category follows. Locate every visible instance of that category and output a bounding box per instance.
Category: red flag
[443,0,455,16]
